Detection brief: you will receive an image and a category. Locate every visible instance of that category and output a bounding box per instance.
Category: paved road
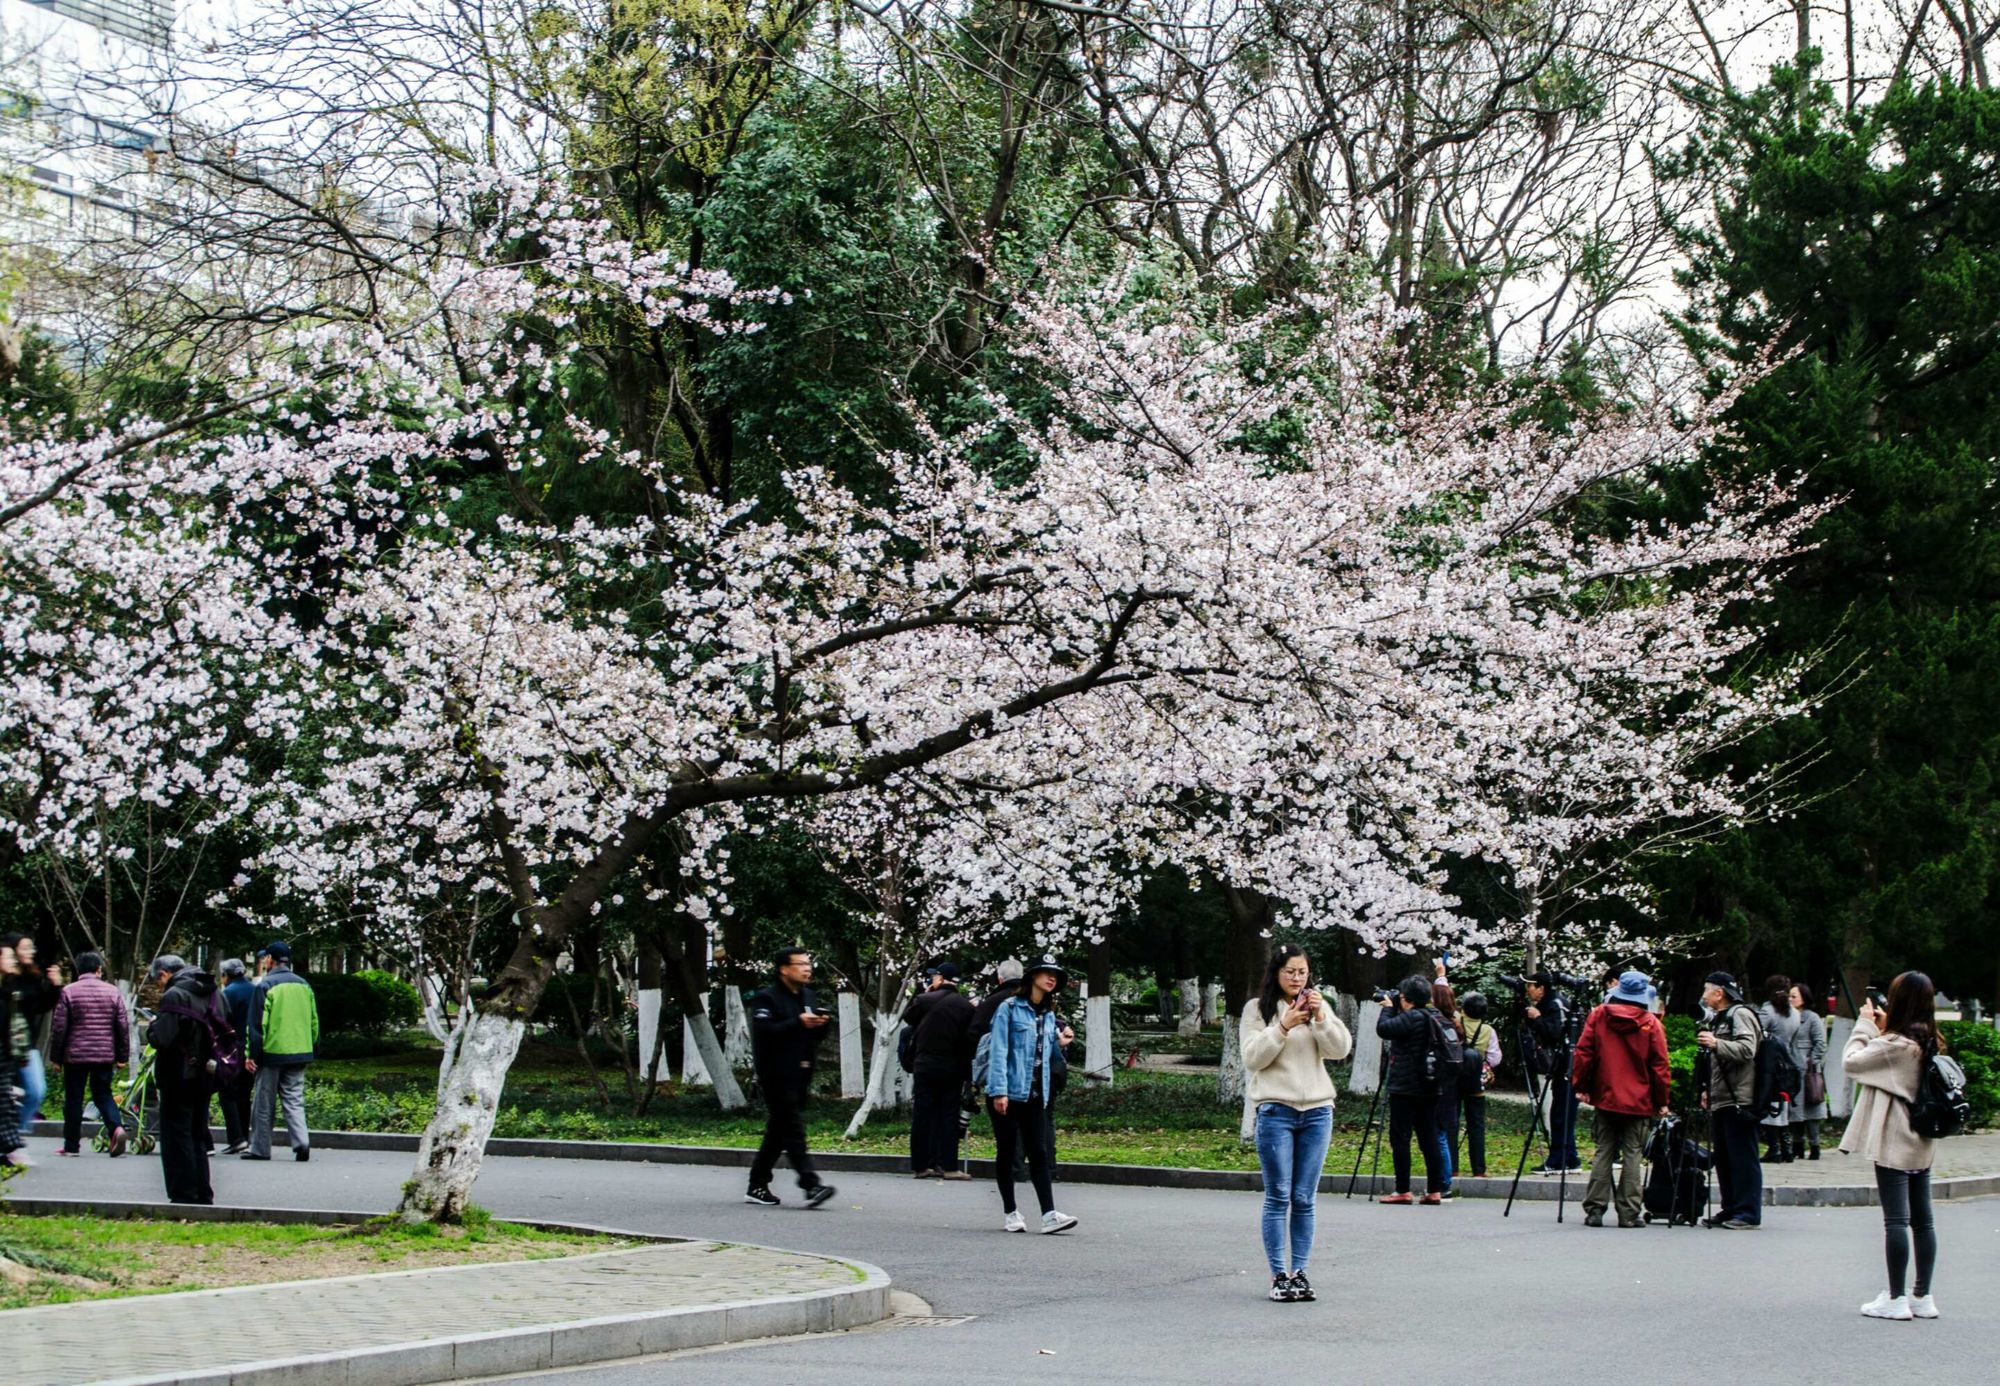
[15,1148,1996,1384]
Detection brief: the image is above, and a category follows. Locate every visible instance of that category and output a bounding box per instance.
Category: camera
[1370,986,1397,1003]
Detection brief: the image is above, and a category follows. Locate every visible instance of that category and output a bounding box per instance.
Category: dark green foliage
[310,969,422,1038]
[1657,69,2000,1000]
[1939,1021,1999,1130]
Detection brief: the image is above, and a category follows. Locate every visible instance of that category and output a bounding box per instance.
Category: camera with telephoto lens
[1370,986,1398,1003]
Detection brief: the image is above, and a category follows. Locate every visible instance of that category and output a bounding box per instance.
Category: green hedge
[1941,1021,2000,1131]
[311,970,422,1038]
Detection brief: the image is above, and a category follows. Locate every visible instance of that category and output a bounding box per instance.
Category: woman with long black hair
[1843,971,1942,1320]
[987,959,1078,1234]
[1240,944,1352,1302]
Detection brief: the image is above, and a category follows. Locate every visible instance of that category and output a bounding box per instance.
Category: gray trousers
[249,1062,309,1156]
[1584,1109,1650,1225]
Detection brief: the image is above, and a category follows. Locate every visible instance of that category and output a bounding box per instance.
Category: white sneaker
[1908,1295,1938,1319]
[1040,1210,1079,1234]
[1003,1211,1026,1233]
[1860,1292,1912,1320]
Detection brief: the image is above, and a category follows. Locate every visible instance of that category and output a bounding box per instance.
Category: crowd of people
[0,938,319,1206]
[0,931,1963,1323]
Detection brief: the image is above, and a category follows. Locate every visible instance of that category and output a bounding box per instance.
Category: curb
[34,1119,1999,1207]
[3,1199,891,1386]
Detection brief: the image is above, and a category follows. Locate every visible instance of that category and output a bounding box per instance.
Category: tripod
[1344,1046,1392,1200]
[1502,1023,1560,1218]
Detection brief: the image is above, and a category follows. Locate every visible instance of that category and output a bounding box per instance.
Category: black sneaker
[295,1148,310,1163]
[1268,1275,1295,1302]
[240,1153,271,1162]
[1287,1271,1315,1302]
[744,1185,781,1207]
[804,1183,837,1209]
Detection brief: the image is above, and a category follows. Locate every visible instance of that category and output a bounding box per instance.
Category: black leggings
[1387,1092,1442,1195]
[991,1096,1056,1216]
[1875,1165,1936,1298]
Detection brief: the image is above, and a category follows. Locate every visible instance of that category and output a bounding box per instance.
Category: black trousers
[62,1063,122,1151]
[1543,1072,1582,1167]
[910,1072,963,1173]
[750,1081,820,1191]
[1387,1091,1442,1194]
[219,1073,252,1147]
[1456,1092,1489,1174]
[1875,1165,1936,1298]
[157,1083,214,1205]
[1710,1104,1763,1224]
[990,1096,1056,1216]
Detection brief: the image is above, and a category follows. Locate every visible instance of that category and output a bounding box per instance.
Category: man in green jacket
[244,943,319,1162]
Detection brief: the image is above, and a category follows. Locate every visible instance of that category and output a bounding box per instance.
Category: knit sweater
[1838,1014,1935,1173]
[1241,997,1353,1110]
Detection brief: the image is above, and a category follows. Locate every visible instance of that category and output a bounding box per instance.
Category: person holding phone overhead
[744,948,837,1210]
[1241,945,1352,1301]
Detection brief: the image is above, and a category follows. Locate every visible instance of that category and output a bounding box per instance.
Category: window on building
[25,1,173,50]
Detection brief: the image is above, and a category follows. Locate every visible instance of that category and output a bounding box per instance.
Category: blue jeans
[1255,1103,1332,1276]
[17,1048,46,1140]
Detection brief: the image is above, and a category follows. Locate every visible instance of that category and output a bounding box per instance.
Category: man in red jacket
[1572,970,1671,1228]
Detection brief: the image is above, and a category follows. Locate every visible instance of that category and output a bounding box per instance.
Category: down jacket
[1571,1000,1670,1118]
[50,973,131,1066]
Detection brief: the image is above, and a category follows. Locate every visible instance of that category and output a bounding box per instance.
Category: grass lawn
[0,1211,629,1310]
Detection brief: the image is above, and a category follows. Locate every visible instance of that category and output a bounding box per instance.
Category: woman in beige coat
[1241,943,1353,1304]
[1839,971,1941,1321]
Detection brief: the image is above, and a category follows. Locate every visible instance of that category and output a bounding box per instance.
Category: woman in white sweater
[1840,971,1941,1321]
[1241,944,1353,1304]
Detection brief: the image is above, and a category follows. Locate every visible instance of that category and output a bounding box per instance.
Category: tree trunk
[842,999,910,1138]
[399,1007,529,1222]
[683,1008,744,1107]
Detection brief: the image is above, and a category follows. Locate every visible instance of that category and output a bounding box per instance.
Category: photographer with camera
[1375,976,1448,1205]
[1242,944,1352,1301]
[1695,971,1763,1229]
[1841,974,1944,1319]
[1571,970,1670,1228]
[1521,973,1582,1174]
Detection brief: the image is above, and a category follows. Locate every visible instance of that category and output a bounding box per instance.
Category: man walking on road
[906,961,974,1179]
[1698,971,1764,1229]
[745,948,836,1209]
[48,951,130,1157]
[244,943,318,1163]
[1572,970,1671,1227]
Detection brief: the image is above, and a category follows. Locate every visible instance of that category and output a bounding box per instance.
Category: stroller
[1641,1113,1710,1226]
[90,1007,160,1156]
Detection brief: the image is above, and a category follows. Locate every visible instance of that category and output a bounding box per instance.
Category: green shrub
[312,970,422,1038]
[1940,1021,2000,1131]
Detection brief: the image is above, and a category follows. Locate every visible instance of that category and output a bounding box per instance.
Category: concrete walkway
[7,1216,888,1386]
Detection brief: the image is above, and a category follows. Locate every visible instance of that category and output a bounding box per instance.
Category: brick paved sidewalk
[10,1237,887,1386]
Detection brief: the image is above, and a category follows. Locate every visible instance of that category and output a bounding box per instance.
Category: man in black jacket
[1376,976,1447,1202]
[905,962,975,1179]
[1523,973,1582,1173]
[744,948,836,1209]
[146,956,223,1205]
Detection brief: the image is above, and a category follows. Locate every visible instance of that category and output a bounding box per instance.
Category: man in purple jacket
[49,952,130,1157]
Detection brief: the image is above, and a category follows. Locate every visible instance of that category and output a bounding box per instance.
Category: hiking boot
[744,1185,780,1207]
[1003,1210,1027,1232]
[1269,1275,1296,1302]
[1584,1211,1604,1227]
[1287,1271,1315,1302]
[1040,1210,1078,1233]
[804,1183,837,1209]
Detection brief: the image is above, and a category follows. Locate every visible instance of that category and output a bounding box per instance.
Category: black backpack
[1907,1049,1972,1140]
[1752,1019,1801,1120]
[1423,1011,1464,1091]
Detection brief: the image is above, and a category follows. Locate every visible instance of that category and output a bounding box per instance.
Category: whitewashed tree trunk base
[1348,1006,1383,1094]
[400,1009,527,1223]
[1202,981,1223,1025]
[837,992,865,1098]
[1216,1013,1245,1107]
[636,989,663,1086]
[1825,1015,1856,1118]
[723,987,752,1069]
[1177,978,1202,1036]
[843,1005,909,1138]
[1084,993,1114,1082]
[685,1010,746,1111]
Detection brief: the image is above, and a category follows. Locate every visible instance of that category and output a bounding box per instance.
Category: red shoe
[1419,1193,1443,1205]
[1379,1192,1415,1205]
